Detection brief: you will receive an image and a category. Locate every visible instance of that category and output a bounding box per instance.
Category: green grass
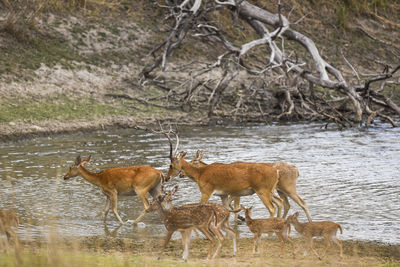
[0,95,131,123]
[0,34,83,77]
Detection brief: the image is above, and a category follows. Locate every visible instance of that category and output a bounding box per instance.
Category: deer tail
[338,224,343,235]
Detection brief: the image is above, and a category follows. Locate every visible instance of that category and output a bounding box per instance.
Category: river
[1,123,399,244]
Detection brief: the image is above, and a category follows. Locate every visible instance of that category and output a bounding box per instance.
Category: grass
[0,236,398,267]
[0,251,194,267]
[0,34,83,77]
[0,95,131,123]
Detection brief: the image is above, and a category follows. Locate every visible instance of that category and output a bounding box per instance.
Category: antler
[195,150,204,161]
[159,123,180,160]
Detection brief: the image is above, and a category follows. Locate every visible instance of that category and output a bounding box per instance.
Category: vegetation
[0,236,399,266]
[0,0,399,132]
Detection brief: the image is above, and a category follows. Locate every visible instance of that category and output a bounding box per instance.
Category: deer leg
[332,235,343,259]
[272,192,283,217]
[200,191,213,203]
[252,233,260,254]
[110,193,124,224]
[220,195,230,208]
[277,190,290,218]
[288,192,312,222]
[104,197,111,222]
[180,230,191,261]
[322,234,333,258]
[282,229,296,258]
[132,191,150,224]
[222,221,237,256]
[158,230,173,260]
[255,190,276,217]
[210,225,224,259]
[197,226,216,260]
[307,237,321,260]
[276,232,286,257]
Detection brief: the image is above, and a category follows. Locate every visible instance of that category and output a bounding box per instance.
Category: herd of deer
[1,131,344,262]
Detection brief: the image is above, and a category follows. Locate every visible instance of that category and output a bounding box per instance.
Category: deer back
[198,163,279,193]
[304,221,342,237]
[97,165,163,193]
[163,205,216,231]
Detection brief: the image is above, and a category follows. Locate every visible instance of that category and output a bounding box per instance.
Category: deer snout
[63,175,70,180]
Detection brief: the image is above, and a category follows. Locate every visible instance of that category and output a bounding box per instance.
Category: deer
[186,150,312,222]
[0,209,19,246]
[147,186,224,261]
[166,185,242,256]
[63,155,165,225]
[286,212,343,260]
[163,132,279,218]
[241,205,294,256]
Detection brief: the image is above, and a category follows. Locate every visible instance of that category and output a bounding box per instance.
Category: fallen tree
[141,0,400,128]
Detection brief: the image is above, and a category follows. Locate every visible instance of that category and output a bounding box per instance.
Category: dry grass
[1,234,399,266]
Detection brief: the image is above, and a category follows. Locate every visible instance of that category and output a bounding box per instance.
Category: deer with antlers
[147,185,224,261]
[162,131,280,218]
[64,155,165,224]
[186,150,312,222]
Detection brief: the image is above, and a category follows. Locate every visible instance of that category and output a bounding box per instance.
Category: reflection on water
[0,123,399,244]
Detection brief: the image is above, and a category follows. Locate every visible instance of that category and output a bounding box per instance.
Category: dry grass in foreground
[1,235,399,266]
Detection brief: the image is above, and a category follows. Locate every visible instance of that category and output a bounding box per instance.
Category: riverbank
[1,1,399,142]
[2,236,399,266]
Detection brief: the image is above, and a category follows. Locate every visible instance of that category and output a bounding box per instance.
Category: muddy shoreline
[0,115,208,143]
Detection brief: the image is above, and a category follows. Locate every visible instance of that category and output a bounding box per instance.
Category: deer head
[286,212,300,224]
[64,155,91,180]
[166,152,187,180]
[241,205,254,218]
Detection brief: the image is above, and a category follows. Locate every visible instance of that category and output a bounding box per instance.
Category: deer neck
[78,166,102,187]
[154,202,173,224]
[291,218,306,234]
[181,159,201,182]
[244,212,253,226]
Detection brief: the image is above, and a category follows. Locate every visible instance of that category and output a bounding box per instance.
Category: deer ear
[75,155,81,165]
[294,212,299,217]
[173,185,179,192]
[180,151,187,158]
[80,155,91,166]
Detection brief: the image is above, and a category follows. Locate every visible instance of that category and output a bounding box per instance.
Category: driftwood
[140,0,400,127]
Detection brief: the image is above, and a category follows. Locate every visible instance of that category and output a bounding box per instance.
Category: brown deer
[187,150,312,222]
[286,212,343,260]
[166,185,242,256]
[64,155,165,224]
[147,186,224,261]
[0,209,19,245]
[242,205,294,256]
[161,131,279,218]
[167,151,279,218]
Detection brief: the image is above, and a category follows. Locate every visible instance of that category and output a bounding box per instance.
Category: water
[0,123,399,244]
